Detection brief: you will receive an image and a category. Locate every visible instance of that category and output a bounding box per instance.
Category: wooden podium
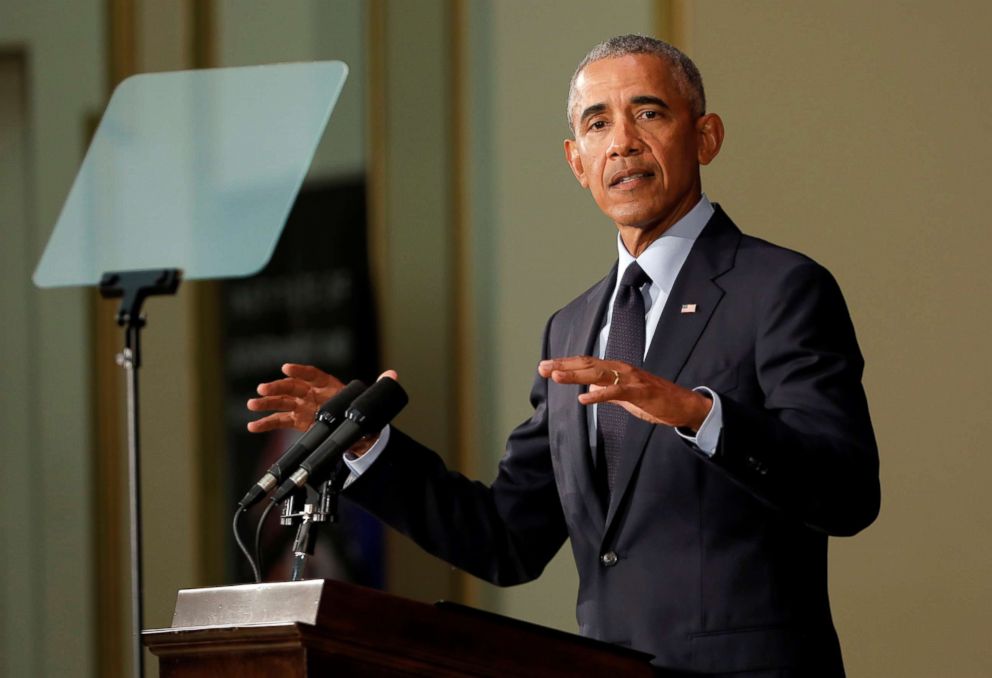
[143,579,656,677]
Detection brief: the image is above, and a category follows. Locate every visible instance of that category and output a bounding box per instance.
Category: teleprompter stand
[100,268,181,678]
[33,61,350,678]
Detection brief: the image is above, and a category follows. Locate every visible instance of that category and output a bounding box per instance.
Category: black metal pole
[119,321,145,678]
[100,270,180,678]
[289,507,317,582]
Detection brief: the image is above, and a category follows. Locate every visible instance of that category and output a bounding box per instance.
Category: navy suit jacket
[346,206,880,675]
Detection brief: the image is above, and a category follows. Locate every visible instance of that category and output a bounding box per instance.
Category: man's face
[565,54,717,235]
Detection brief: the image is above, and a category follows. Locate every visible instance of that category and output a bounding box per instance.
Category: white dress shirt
[591,194,723,456]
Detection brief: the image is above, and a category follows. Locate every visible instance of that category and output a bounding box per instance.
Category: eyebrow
[631,95,670,109]
[578,102,607,126]
[578,95,671,126]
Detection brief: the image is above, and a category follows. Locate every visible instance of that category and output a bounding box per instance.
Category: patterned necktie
[597,261,651,497]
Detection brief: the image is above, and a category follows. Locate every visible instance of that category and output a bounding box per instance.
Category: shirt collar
[615,194,714,294]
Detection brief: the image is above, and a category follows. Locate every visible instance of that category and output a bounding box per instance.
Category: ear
[564,138,589,188]
[696,113,725,166]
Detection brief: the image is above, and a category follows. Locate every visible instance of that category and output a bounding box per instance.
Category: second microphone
[271,376,408,504]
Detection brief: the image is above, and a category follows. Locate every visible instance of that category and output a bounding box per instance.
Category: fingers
[539,356,627,387]
[547,365,618,386]
[247,364,351,435]
[538,355,600,377]
[378,369,399,382]
[539,355,703,428]
[247,395,304,412]
[578,384,625,405]
[248,365,395,436]
[255,378,310,398]
[246,412,299,433]
[281,363,344,390]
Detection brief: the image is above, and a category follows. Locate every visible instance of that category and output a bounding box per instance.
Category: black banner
[220,179,383,586]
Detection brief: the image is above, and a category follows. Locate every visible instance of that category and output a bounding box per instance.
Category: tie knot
[619,262,650,290]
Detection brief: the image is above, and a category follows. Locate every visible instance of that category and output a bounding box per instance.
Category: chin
[610,208,665,230]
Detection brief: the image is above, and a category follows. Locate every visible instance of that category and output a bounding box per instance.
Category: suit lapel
[605,208,741,530]
[561,265,616,533]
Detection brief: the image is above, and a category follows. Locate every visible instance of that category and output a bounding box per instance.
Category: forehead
[572,53,685,110]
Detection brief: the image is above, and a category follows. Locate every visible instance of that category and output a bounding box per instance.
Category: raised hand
[246,363,345,433]
[538,355,711,432]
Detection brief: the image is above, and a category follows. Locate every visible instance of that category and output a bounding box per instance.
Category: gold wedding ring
[611,369,621,386]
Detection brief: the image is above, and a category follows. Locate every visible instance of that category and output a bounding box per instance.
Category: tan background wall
[0,2,103,676]
[679,2,992,675]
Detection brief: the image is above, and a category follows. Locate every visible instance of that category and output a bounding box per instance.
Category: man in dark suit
[248,35,879,676]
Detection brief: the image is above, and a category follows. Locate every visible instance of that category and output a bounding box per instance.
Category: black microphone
[238,380,368,509]
[271,377,408,504]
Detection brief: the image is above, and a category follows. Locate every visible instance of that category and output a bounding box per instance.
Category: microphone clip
[277,459,349,526]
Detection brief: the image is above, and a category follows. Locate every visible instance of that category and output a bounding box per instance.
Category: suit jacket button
[600,551,618,567]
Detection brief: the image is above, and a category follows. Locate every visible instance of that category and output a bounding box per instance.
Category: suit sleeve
[343,317,568,586]
[707,261,880,536]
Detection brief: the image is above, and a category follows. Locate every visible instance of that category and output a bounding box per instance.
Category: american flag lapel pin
[681,303,697,314]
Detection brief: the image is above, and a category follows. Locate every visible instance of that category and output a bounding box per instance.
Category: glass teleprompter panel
[34,61,348,288]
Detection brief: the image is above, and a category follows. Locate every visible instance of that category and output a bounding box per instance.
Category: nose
[608,116,643,157]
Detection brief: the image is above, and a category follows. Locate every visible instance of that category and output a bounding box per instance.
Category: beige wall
[0,2,103,677]
[217,0,367,181]
[679,2,992,675]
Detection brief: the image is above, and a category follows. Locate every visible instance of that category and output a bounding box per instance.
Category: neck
[617,191,701,257]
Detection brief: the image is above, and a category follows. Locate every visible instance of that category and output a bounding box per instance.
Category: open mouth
[609,170,655,187]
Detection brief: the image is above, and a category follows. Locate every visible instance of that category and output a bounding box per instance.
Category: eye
[640,109,659,120]
[588,119,608,132]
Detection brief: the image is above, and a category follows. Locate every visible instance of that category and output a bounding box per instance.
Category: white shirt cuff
[675,387,723,457]
[342,425,391,487]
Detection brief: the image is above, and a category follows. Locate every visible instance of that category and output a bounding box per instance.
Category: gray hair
[566,34,706,135]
